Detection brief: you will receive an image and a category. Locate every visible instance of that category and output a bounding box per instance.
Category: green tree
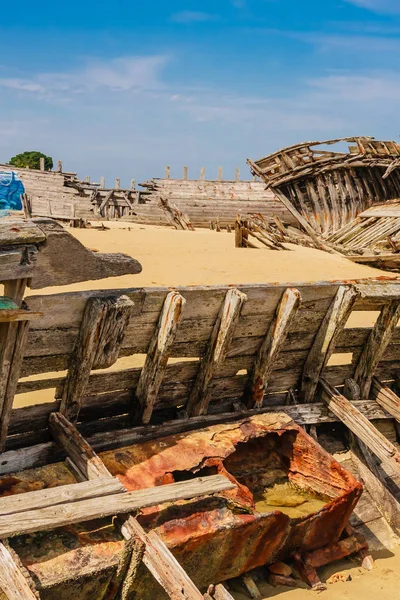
[9,151,53,171]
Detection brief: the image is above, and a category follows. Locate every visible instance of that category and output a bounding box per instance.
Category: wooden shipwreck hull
[248,137,400,270]
[0,219,400,597]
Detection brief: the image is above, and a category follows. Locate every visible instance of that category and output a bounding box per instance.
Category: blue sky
[1,0,400,184]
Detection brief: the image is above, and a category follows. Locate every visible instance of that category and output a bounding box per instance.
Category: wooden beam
[134,292,186,424]
[200,167,205,181]
[218,166,223,181]
[0,542,38,600]
[0,475,234,538]
[186,289,247,416]
[235,168,240,182]
[60,295,134,421]
[0,477,124,516]
[371,378,400,422]
[99,190,114,214]
[166,165,171,179]
[49,412,113,480]
[39,157,45,171]
[320,378,400,474]
[115,177,121,190]
[122,517,204,600]
[100,176,105,189]
[354,300,400,398]
[301,285,358,402]
[183,166,188,180]
[244,288,301,409]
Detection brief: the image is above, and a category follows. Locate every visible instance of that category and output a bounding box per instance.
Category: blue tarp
[0,171,24,211]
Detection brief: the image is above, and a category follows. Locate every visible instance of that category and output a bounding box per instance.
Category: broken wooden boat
[1,218,400,598]
[248,137,400,270]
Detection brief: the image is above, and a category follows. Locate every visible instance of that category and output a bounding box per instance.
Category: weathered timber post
[200,167,205,181]
[39,157,45,171]
[166,165,171,179]
[99,176,105,189]
[85,176,90,184]
[131,179,136,190]
[182,166,188,180]
[218,166,223,181]
[57,160,63,173]
[235,168,240,182]
[115,178,121,190]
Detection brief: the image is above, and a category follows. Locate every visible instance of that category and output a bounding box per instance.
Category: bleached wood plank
[244,288,301,408]
[354,300,400,398]
[0,542,38,600]
[186,289,247,416]
[371,378,400,422]
[0,477,124,516]
[0,474,234,538]
[301,285,358,402]
[134,291,186,424]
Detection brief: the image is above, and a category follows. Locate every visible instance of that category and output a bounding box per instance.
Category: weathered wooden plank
[244,288,301,408]
[60,295,134,421]
[354,300,400,398]
[134,291,186,424]
[49,412,112,480]
[301,286,358,402]
[212,584,235,600]
[371,378,400,422]
[0,475,234,538]
[355,283,400,302]
[186,289,247,416]
[320,378,400,473]
[0,542,38,600]
[0,477,124,516]
[0,221,45,246]
[122,517,204,600]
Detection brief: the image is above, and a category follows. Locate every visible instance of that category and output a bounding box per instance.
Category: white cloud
[0,55,168,96]
[345,0,400,14]
[170,11,216,24]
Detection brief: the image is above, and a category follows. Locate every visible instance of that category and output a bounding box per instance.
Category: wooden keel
[244,288,301,408]
[186,289,247,416]
[134,291,186,424]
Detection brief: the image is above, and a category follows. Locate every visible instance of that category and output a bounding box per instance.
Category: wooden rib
[325,172,340,231]
[213,584,235,600]
[354,300,400,398]
[0,542,38,600]
[305,180,322,233]
[244,288,301,409]
[0,477,124,516]
[134,291,186,424]
[315,174,331,234]
[49,412,112,480]
[60,295,134,421]
[320,378,400,473]
[186,288,247,416]
[371,378,400,422]
[301,285,358,402]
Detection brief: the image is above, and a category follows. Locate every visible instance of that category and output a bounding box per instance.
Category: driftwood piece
[123,517,204,600]
[0,475,234,538]
[60,295,134,421]
[244,288,301,408]
[301,285,358,402]
[241,574,262,600]
[0,477,124,516]
[354,300,400,398]
[186,289,247,416]
[134,292,186,424]
[320,378,400,473]
[0,542,38,600]
[49,412,113,480]
[159,196,195,230]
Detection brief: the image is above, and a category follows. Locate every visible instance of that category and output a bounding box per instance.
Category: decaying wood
[0,474,234,538]
[241,574,262,600]
[354,300,400,398]
[159,196,195,231]
[49,412,113,480]
[134,291,186,424]
[244,288,301,408]
[301,286,358,402]
[0,477,124,516]
[123,517,204,600]
[60,295,134,421]
[186,289,247,416]
[211,584,235,600]
[371,378,400,422]
[351,438,400,537]
[0,542,38,600]
[320,378,400,474]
